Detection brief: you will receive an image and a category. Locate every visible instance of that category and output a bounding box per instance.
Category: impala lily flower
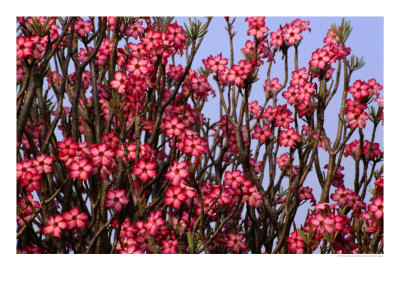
[132,160,157,183]
[165,161,189,186]
[69,158,93,181]
[164,186,186,209]
[110,71,128,94]
[62,207,88,229]
[226,233,247,253]
[105,189,130,212]
[43,215,67,238]
[286,230,305,254]
[368,196,383,221]
[279,128,300,148]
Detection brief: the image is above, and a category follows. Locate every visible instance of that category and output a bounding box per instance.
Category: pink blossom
[74,18,93,36]
[144,210,165,236]
[163,116,186,137]
[283,25,302,45]
[279,128,300,148]
[43,215,67,238]
[348,80,370,101]
[264,77,282,93]
[252,124,272,142]
[33,153,55,174]
[368,196,383,221]
[105,189,130,212]
[225,233,247,253]
[286,230,305,254]
[69,158,93,181]
[164,186,186,209]
[132,160,157,183]
[165,161,189,186]
[110,71,128,94]
[310,213,335,235]
[161,239,178,254]
[62,207,88,229]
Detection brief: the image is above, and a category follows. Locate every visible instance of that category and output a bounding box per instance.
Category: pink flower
[182,137,208,158]
[324,29,339,44]
[225,233,247,253]
[275,109,294,129]
[248,100,262,115]
[165,22,187,49]
[247,24,269,40]
[126,57,152,78]
[223,170,245,190]
[298,186,315,205]
[165,161,189,186]
[252,124,272,142]
[124,21,145,39]
[140,29,162,52]
[361,213,378,233]
[105,189,130,212]
[270,28,284,47]
[309,49,330,70]
[243,185,263,208]
[110,71,128,94]
[345,193,366,212]
[368,196,383,221]
[375,97,384,109]
[161,239,178,254]
[245,17,269,40]
[144,210,165,236]
[20,171,42,193]
[264,77,282,93]
[368,78,383,97]
[90,143,114,167]
[69,158,93,181]
[74,18,93,36]
[43,215,67,238]
[33,153,55,174]
[279,128,300,148]
[330,186,351,207]
[286,230,305,254]
[16,36,33,60]
[17,159,36,180]
[283,25,301,45]
[164,186,186,209]
[132,160,157,183]
[310,213,335,235]
[345,110,369,129]
[290,68,309,86]
[163,116,185,137]
[260,105,277,122]
[276,153,290,169]
[62,207,88,229]
[166,64,184,80]
[348,80,370,101]
[202,53,228,73]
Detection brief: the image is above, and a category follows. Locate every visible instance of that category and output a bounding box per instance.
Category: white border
[2,1,398,299]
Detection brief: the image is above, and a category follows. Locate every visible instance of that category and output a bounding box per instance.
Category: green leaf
[297,229,309,244]
[348,55,365,72]
[331,18,353,45]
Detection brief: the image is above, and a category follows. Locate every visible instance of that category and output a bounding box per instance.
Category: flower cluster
[43,207,88,238]
[17,154,55,193]
[270,19,310,48]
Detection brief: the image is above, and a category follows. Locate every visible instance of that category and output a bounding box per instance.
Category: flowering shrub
[16,16,383,254]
